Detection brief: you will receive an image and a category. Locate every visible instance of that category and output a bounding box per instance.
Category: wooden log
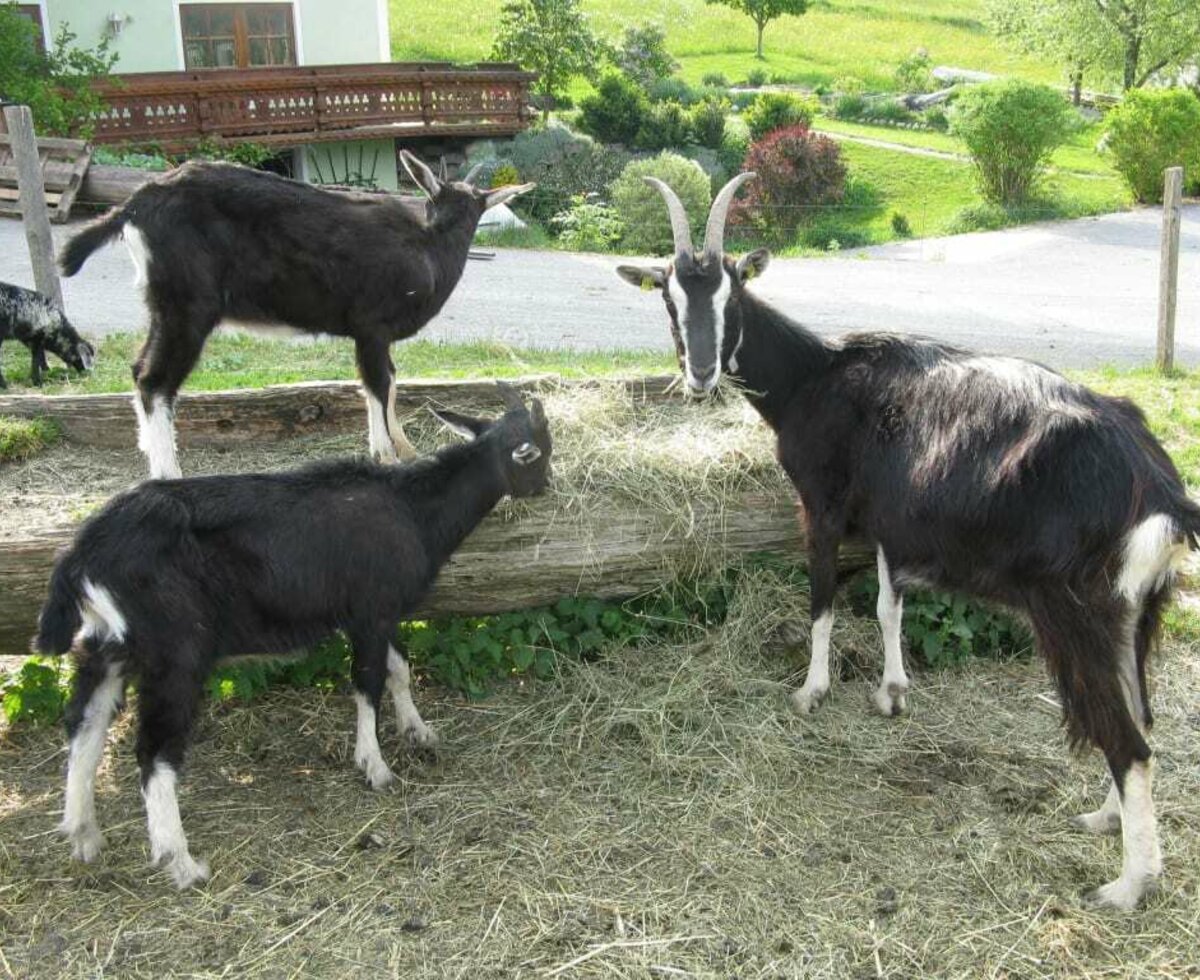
[1157,166,1183,374]
[0,491,870,656]
[0,375,681,449]
[78,163,153,208]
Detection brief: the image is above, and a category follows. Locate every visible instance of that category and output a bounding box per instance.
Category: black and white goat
[35,384,551,887]
[0,280,95,387]
[58,155,534,478]
[616,174,1200,910]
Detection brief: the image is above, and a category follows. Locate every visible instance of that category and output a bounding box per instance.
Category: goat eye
[512,442,542,465]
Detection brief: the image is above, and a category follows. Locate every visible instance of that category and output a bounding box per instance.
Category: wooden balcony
[90,62,536,152]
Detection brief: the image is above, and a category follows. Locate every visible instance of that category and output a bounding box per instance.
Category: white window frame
[173,0,305,71]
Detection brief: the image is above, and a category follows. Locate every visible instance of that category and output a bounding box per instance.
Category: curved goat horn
[642,177,694,256]
[703,171,757,259]
[463,161,487,187]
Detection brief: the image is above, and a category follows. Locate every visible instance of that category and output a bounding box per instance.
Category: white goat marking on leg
[874,548,910,716]
[353,692,394,789]
[137,393,181,479]
[1088,761,1162,909]
[386,381,416,459]
[792,610,833,715]
[60,662,124,862]
[143,762,209,889]
[387,646,437,747]
[365,390,397,463]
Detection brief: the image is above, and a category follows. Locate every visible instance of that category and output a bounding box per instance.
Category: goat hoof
[364,761,396,791]
[1071,810,1121,835]
[872,681,909,717]
[1082,875,1155,911]
[63,823,105,863]
[790,684,829,715]
[404,722,439,751]
[166,854,210,890]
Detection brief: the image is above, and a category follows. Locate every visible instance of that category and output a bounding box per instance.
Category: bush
[635,100,693,151]
[865,100,915,125]
[718,119,751,177]
[894,49,934,95]
[734,125,847,243]
[702,71,730,87]
[610,153,712,255]
[690,96,729,149]
[0,10,117,137]
[0,417,60,461]
[924,106,949,132]
[744,92,817,141]
[613,23,678,88]
[1105,89,1200,204]
[745,67,768,87]
[647,76,694,104]
[510,120,592,175]
[831,93,867,119]
[517,140,631,224]
[550,193,626,250]
[890,211,912,237]
[833,75,865,96]
[950,80,1075,205]
[491,163,522,187]
[578,71,650,145]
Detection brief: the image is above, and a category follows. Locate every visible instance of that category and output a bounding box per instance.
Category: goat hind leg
[350,631,397,788]
[792,525,839,715]
[386,373,417,460]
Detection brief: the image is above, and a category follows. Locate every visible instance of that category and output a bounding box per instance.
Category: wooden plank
[0,376,681,450]
[0,186,63,204]
[0,130,89,223]
[1157,167,1184,374]
[51,142,91,222]
[0,492,869,656]
[1,106,62,304]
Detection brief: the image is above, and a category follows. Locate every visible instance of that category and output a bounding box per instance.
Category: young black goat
[35,385,551,887]
[58,155,533,477]
[617,174,1200,910]
[0,280,94,387]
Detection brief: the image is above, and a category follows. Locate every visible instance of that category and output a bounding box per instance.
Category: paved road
[2,204,1196,369]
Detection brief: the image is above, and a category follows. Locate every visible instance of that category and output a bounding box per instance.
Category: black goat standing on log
[58,154,534,478]
[616,173,1200,910]
[34,384,551,888]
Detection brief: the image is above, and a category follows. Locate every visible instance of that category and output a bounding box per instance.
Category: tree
[987,0,1200,92]
[0,7,117,137]
[613,23,678,89]
[705,0,811,60]
[491,0,604,113]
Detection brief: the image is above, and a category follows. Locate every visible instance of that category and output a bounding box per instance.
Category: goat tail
[1181,498,1200,550]
[34,553,83,655]
[59,206,129,277]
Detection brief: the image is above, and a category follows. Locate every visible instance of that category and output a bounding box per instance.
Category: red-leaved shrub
[734,125,847,242]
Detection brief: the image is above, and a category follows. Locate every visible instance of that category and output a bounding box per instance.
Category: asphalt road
[2,204,1196,370]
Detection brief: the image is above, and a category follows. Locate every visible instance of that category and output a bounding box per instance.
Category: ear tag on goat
[641,276,655,292]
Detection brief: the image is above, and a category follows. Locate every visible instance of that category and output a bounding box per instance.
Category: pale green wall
[44,0,390,72]
[300,139,399,190]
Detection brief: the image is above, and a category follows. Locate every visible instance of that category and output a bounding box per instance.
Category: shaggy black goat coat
[0,280,94,386]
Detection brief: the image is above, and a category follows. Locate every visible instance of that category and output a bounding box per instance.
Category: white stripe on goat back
[123,224,150,286]
[81,578,127,642]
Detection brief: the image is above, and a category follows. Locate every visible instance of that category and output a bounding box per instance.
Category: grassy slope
[390,0,1060,90]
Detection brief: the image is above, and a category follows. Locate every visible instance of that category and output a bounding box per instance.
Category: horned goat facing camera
[58,154,534,478]
[34,384,551,888]
[616,172,1200,910]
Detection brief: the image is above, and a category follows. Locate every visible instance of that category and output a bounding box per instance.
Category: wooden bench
[0,134,91,223]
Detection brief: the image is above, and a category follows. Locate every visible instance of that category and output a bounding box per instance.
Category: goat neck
[406,436,507,567]
[729,290,833,431]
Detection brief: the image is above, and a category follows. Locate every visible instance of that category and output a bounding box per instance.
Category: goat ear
[431,407,489,441]
[616,264,666,291]
[530,397,546,427]
[400,150,441,199]
[736,248,771,285]
[484,182,535,210]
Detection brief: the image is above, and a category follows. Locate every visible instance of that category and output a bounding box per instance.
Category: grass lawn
[390,0,1061,91]
[814,117,1117,177]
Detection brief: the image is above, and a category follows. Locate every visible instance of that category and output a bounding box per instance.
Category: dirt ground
[2,598,1199,979]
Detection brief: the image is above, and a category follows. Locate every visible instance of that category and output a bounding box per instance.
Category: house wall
[44,0,391,73]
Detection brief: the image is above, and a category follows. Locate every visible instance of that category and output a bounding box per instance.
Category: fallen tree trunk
[0,376,679,449]
[0,492,871,655]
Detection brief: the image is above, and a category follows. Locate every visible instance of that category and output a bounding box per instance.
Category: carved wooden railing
[90,63,536,150]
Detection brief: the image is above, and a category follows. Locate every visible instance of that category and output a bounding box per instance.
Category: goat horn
[703,172,756,259]
[642,177,694,256]
[495,380,526,410]
[463,162,486,187]
[438,157,448,182]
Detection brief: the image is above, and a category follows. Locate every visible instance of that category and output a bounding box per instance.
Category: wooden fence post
[1156,166,1183,374]
[2,104,63,308]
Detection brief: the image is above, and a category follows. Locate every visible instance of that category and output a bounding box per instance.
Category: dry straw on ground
[2,382,1199,978]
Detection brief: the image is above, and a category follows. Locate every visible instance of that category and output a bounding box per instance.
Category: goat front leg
[387,643,437,749]
[792,521,839,715]
[873,547,910,716]
[349,630,397,788]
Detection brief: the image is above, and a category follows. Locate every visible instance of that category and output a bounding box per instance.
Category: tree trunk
[1124,36,1141,90]
[756,19,766,59]
[1070,68,1083,106]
